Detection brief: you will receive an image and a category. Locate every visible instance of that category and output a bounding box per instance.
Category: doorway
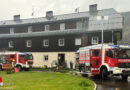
[58,54,66,68]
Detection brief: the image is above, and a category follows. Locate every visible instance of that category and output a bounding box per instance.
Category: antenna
[31,6,35,17]
[75,8,79,13]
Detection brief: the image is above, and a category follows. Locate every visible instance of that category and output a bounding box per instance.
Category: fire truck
[76,44,130,80]
[0,51,33,71]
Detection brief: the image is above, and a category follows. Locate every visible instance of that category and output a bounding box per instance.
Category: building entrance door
[58,54,66,68]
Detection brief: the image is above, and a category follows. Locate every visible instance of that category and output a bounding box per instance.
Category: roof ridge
[0,8,115,22]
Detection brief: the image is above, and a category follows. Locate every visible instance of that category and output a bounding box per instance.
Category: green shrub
[78,80,90,87]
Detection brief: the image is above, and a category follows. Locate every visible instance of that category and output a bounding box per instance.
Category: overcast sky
[0,0,130,20]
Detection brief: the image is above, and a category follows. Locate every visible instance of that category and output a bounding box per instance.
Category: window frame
[10,28,14,34]
[91,36,99,45]
[44,55,48,61]
[26,40,32,48]
[45,25,50,31]
[75,38,81,46]
[60,23,65,30]
[43,39,49,47]
[9,41,14,48]
[28,26,32,33]
[58,39,65,46]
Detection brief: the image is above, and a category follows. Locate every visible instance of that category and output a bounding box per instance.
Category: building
[0,4,123,68]
[117,11,130,45]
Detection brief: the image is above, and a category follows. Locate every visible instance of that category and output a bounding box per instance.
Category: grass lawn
[0,71,94,90]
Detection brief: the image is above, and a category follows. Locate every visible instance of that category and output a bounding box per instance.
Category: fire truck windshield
[26,54,33,60]
[115,49,130,59]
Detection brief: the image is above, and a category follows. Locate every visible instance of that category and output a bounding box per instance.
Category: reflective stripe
[91,68,100,71]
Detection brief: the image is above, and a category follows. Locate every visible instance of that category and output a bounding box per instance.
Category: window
[45,25,50,31]
[60,23,65,30]
[91,36,98,44]
[75,38,81,45]
[58,39,64,46]
[115,32,121,41]
[10,28,14,34]
[76,21,82,29]
[20,55,26,59]
[28,26,32,33]
[26,40,32,47]
[91,50,100,56]
[10,55,15,58]
[44,55,48,61]
[43,40,49,47]
[106,49,113,58]
[9,41,13,48]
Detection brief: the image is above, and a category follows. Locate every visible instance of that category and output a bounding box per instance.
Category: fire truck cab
[76,44,130,80]
[0,51,33,71]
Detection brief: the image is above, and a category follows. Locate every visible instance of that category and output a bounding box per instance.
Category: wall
[0,20,77,34]
[0,30,121,52]
[118,12,130,45]
[3,34,81,52]
[32,52,75,68]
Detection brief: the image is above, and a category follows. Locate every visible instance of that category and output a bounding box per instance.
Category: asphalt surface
[90,76,130,90]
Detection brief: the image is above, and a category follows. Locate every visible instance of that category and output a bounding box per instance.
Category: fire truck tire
[121,75,128,81]
[100,68,108,80]
[16,65,23,71]
[0,65,2,71]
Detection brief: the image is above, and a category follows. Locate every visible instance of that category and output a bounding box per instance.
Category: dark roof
[0,8,123,38]
[0,8,122,27]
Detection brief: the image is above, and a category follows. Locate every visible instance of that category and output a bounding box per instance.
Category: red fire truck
[76,44,130,80]
[0,51,33,71]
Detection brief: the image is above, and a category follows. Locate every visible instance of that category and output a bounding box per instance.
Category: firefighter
[70,61,73,70]
[12,59,15,67]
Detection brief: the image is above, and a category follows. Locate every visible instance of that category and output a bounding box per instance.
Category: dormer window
[60,23,65,30]
[28,26,32,33]
[10,28,14,34]
[45,25,50,31]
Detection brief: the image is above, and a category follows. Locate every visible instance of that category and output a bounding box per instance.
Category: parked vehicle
[0,51,33,71]
[76,44,130,80]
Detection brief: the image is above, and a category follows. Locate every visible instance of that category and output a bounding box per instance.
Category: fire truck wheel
[100,68,108,80]
[121,75,128,81]
[16,65,23,71]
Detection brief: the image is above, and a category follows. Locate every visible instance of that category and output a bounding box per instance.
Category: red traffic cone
[0,77,3,86]
[14,67,19,72]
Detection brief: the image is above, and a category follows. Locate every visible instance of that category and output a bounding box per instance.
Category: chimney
[89,4,98,15]
[14,15,20,21]
[46,11,53,20]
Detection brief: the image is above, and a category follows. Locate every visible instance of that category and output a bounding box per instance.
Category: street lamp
[97,15,109,44]
[97,15,108,64]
